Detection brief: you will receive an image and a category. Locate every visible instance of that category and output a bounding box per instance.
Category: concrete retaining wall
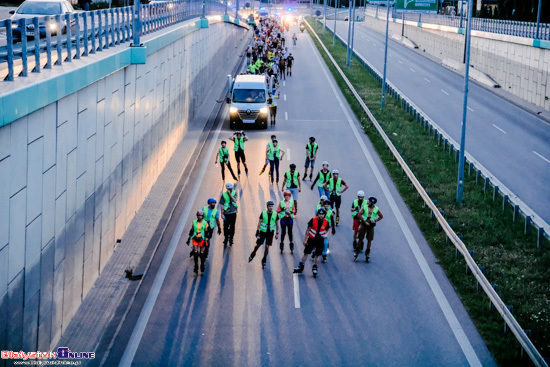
[362,14,550,111]
[0,19,247,356]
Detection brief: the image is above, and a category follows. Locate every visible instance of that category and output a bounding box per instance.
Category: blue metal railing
[365,4,550,41]
[0,0,231,82]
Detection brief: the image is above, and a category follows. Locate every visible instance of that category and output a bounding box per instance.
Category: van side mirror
[226,97,231,104]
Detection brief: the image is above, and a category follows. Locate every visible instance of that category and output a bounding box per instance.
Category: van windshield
[233,89,266,103]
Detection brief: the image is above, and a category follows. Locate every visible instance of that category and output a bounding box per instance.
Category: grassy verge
[307,20,550,366]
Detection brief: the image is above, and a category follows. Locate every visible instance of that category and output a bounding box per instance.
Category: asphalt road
[93,23,496,366]
[328,19,550,227]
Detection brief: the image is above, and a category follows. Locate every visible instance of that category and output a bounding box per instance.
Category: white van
[226,74,269,129]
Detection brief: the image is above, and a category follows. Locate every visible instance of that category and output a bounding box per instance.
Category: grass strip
[307,19,550,366]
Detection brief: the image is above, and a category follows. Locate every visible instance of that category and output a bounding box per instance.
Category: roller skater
[354,197,384,262]
[277,190,296,253]
[316,200,336,263]
[249,201,280,269]
[351,191,367,251]
[293,209,330,278]
[186,210,210,277]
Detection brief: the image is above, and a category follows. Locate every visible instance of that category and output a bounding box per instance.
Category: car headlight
[260,107,268,114]
[49,23,57,31]
[230,107,238,114]
[12,23,18,29]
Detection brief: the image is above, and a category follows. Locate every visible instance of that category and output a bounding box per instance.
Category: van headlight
[49,23,57,31]
[260,107,268,114]
[230,107,238,114]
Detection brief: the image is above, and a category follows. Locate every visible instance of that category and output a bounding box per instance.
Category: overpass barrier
[308,18,548,367]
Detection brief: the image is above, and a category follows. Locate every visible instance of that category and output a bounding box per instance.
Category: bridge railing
[365,4,550,41]
[0,0,230,83]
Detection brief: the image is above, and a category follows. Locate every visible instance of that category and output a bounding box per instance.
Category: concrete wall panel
[0,158,9,248]
[8,189,26,282]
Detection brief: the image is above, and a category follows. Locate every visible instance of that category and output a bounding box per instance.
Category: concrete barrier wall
[0,19,247,356]
[362,14,550,111]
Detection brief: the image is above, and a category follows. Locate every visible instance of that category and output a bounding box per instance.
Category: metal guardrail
[365,4,550,41]
[0,0,230,82]
[306,18,548,367]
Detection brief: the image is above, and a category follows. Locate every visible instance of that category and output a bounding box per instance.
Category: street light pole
[333,0,338,45]
[381,0,390,107]
[456,0,473,204]
[235,0,239,19]
[536,0,542,39]
[349,0,356,67]
[346,0,352,65]
[323,0,327,35]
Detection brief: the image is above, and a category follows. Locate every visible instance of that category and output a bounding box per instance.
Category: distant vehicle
[344,16,348,21]
[149,0,175,8]
[226,74,269,129]
[9,0,76,42]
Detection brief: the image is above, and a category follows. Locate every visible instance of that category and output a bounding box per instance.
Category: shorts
[192,237,207,247]
[353,218,360,232]
[269,106,277,116]
[358,222,376,241]
[288,187,299,201]
[305,157,315,168]
[304,238,324,255]
[235,149,246,163]
[330,194,342,209]
[256,231,275,246]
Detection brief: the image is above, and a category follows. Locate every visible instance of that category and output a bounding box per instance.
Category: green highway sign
[396,0,438,12]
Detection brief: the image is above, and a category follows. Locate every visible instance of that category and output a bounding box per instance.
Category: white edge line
[533,151,550,164]
[492,124,507,134]
[467,107,474,112]
[441,89,450,95]
[410,68,415,73]
[119,113,225,367]
[307,29,482,367]
[423,78,431,83]
[293,274,301,308]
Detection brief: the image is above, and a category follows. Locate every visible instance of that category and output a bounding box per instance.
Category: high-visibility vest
[315,203,322,213]
[308,217,329,239]
[317,170,331,187]
[234,137,245,151]
[327,177,342,196]
[279,200,294,219]
[285,171,299,188]
[352,199,366,218]
[191,220,208,238]
[315,205,333,222]
[203,206,218,228]
[218,147,229,163]
[222,190,237,211]
[361,205,379,222]
[267,145,281,160]
[306,142,318,157]
[259,210,277,232]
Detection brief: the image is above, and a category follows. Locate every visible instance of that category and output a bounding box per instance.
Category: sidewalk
[55,26,251,357]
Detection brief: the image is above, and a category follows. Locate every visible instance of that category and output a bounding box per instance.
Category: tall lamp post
[456,0,473,204]
[323,0,327,35]
[333,0,338,45]
[536,0,542,39]
[381,0,390,107]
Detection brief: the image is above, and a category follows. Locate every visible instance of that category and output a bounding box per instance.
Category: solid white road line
[398,60,403,64]
[533,151,550,164]
[441,89,450,96]
[119,111,225,367]
[293,274,301,308]
[284,94,287,101]
[283,81,286,86]
[307,31,482,367]
[410,68,415,73]
[423,78,431,83]
[285,111,288,120]
[492,124,507,134]
[287,148,291,161]
[467,107,474,112]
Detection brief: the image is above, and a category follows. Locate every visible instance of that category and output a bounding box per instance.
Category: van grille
[238,110,259,121]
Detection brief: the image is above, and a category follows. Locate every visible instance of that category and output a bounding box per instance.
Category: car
[9,0,76,42]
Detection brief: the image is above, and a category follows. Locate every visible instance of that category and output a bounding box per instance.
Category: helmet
[322,161,329,166]
[197,210,204,216]
[267,201,275,206]
[317,208,327,215]
[221,140,227,145]
[309,136,315,142]
[208,198,217,204]
[332,169,339,174]
[226,182,233,189]
[357,190,365,197]
[368,196,377,204]
[320,195,328,201]
[284,190,292,197]
[323,200,331,205]
[290,163,296,169]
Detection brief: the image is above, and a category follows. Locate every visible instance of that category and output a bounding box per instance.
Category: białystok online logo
[1,348,95,360]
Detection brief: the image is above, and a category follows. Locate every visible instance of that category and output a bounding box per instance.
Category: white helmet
[332,169,339,174]
[322,161,329,166]
[226,182,233,189]
[357,190,365,197]
[320,195,328,201]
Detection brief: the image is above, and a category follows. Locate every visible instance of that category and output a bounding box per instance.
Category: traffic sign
[396,0,438,12]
